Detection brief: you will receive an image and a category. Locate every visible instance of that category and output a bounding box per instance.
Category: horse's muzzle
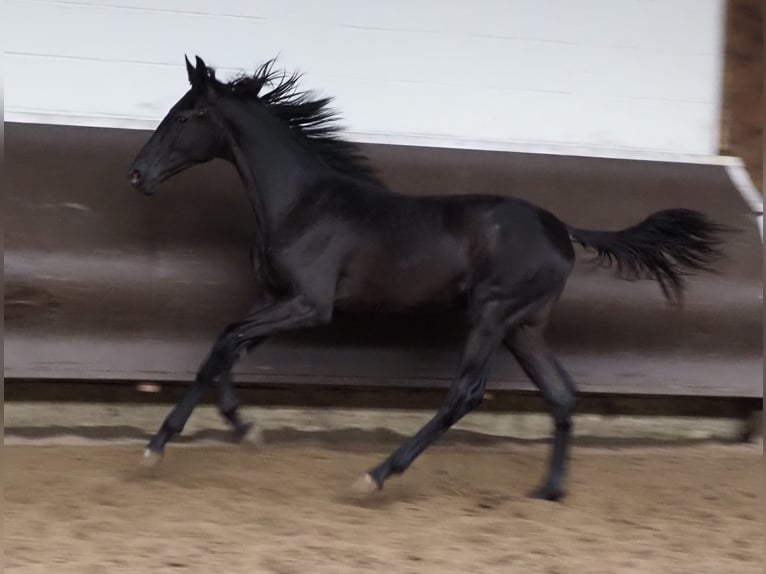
[127,169,155,195]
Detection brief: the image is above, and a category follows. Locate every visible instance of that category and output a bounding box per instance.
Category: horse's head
[128,56,227,195]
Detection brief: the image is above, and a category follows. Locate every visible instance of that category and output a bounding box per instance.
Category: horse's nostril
[129,170,142,185]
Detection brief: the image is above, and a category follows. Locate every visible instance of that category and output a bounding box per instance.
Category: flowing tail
[566,208,730,304]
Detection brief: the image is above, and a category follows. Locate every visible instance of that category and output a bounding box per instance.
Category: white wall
[5,0,726,156]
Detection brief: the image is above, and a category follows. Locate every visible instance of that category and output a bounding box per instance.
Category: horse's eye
[176,115,188,123]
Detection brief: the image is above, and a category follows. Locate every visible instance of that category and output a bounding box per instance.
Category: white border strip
[724,160,763,213]
[346,131,745,166]
[4,109,748,166]
[723,160,763,241]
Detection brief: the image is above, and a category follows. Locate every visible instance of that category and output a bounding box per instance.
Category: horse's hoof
[141,448,163,467]
[240,423,264,448]
[528,483,565,502]
[351,473,380,495]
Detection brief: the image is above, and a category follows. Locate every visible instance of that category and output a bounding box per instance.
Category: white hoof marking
[351,473,378,495]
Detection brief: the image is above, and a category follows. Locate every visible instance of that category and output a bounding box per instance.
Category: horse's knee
[550,392,576,429]
[300,297,333,325]
[197,355,226,383]
[465,386,485,411]
[313,305,333,325]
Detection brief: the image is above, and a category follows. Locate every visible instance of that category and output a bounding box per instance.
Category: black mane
[205,59,384,187]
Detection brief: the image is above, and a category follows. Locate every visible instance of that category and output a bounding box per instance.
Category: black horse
[128,56,725,501]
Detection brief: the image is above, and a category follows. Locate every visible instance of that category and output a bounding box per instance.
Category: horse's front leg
[214,337,266,442]
[142,296,332,464]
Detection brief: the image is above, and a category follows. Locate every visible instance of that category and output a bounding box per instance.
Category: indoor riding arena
[5,1,762,573]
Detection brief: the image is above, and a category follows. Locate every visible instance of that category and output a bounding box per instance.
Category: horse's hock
[4,122,762,404]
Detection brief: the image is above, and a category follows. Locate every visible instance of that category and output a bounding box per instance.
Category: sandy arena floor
[4,437,762,574]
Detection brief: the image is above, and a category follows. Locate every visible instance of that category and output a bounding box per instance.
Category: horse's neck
[222,101,325,236]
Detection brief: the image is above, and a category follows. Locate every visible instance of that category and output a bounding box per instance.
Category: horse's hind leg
[504,320,578,501]
[358,287,552,492]
[357,307,501,492]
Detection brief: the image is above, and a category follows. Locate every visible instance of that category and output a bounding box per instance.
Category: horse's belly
[334,257,469,313]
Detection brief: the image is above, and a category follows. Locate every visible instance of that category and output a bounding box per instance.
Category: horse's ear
[185,55,196,85]
[195,56,210,86]
[185,55,209,91]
